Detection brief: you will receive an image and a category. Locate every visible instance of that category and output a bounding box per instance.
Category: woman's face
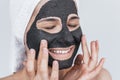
[25,0,82,69]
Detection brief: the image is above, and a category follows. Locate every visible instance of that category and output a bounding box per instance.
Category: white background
[0,0,120,80]
[0,0,11,78]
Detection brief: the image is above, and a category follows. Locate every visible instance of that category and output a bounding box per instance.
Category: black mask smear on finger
[27,0,82,69]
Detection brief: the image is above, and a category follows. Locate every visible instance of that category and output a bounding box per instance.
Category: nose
[56,27,75,47]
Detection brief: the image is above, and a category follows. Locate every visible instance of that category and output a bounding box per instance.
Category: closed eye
[36,17,62,34]
[68,24,78,28]
[67,14,80,31]
[44,26,56,29]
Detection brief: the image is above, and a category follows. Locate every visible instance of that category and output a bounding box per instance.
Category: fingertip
[82,34,86,37]
[81,35,87,47]
[92,41,96,47]
[96,40,99,44]
[101,57,105,61]
[99,58,106,67]
[30,49,35,54]
[94,58,105,74]
[27,49,35,60]
[75,55,83,65]
[41,39,47,45]
[40,40,48,50]
[95,40,99,52]
[29,49,36,58]
[53,60,59,66]
[82,34,86,41]
[77,54,83,59]
[52,60,59,71]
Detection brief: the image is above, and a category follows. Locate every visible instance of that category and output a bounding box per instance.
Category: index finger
[50,61,59,80]
[81,35,90,65]
[37,40,48,65]
[37,40,49,80]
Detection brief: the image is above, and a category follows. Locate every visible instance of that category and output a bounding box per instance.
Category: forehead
[36,0,77,20]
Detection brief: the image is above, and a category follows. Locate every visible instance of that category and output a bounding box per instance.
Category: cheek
[71,27,82,43]
[26,26,82,50]
[27,29,41,49]
[26,27,57,49]
[27,28,48,59]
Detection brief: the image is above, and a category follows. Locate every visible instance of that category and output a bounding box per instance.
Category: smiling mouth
[48,45,75,60]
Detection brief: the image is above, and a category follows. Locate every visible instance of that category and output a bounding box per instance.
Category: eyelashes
[43,23,79,30]
[44,26,56,29]
[36,16,80,33]
[68,24,78,28]
[43,24,78,30]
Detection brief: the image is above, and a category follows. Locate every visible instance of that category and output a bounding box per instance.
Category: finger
[37,40,49,80]
[40,48,49,80]
[89,58,105,78]
[81,35,90,65]
[74,54,83,65]
[89,41,98,70]
[50,61,59,80]
[22,59,27,66]
[95,58,105,72]
[95,40,99,53]
[26,49,35,77]
[37,40,48,65]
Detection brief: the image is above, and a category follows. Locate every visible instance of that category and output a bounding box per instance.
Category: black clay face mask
[27,0,82,69]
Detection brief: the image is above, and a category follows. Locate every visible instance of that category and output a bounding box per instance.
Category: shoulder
[95,68,112,80]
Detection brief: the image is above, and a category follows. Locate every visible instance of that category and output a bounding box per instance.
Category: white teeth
[52,49,70,54]
[57,51,60,53]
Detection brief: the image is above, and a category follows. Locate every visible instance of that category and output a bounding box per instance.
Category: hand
[63,35,105,80]
[23,40,59,80]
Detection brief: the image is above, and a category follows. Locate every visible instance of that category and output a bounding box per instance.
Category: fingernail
[96,40,98,42]
[82,34,86,37]
[96,40,99,44]
[103,58,106,62]
[53,61,58,66]
[82,35,86,38]
[30,49,35,54]
[43,48,48,54]
[93,41,95,46]
[82,35,86,41]
[41,40,47,45]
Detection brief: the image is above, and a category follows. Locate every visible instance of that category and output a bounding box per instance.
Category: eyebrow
[69,16,79,20]
[37,18,58,23]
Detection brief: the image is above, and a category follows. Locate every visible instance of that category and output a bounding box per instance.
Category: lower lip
[48,45,75,60]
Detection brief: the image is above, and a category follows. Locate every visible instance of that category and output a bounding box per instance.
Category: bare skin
[0,0,112,80]
[0,36,112,80]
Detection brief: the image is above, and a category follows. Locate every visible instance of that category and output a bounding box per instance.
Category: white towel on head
[10,0,41,72]
[9,0,80,72]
